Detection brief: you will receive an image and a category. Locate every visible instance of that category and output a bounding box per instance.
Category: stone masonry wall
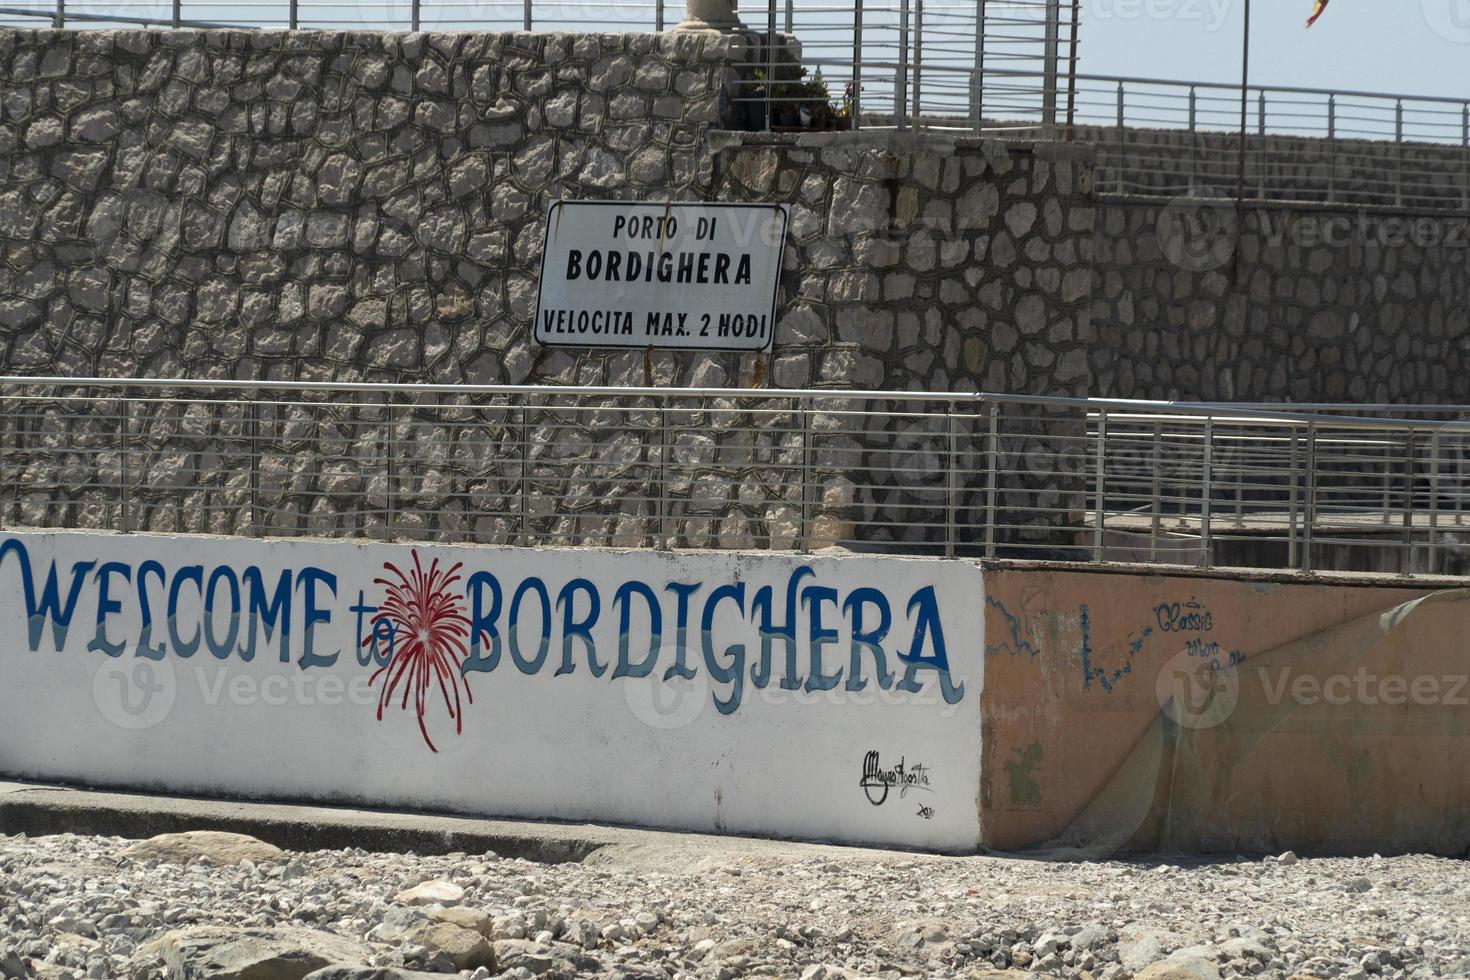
[1090,198,1470,402]
[0,28,1096,554]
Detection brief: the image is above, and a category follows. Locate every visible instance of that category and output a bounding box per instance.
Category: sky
[1079,0,1470,100]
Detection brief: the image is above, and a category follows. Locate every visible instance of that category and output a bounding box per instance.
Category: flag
[1306,0,1330,26]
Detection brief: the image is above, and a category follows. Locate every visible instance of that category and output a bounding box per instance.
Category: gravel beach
[1,830,1466,980]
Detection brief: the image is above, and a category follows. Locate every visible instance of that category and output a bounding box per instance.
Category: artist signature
[860,750,933,806]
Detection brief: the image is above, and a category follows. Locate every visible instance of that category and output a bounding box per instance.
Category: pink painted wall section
[981,568,1470,855]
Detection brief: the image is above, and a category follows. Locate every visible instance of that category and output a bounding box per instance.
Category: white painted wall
[0,530,983,851]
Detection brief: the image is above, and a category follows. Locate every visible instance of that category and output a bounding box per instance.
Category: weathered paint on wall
[0,530,982,851]
[980,566,1470,856]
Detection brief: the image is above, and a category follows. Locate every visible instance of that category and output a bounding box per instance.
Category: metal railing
[6,377,1470,578]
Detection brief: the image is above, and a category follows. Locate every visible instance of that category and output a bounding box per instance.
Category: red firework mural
[366,551,475,752]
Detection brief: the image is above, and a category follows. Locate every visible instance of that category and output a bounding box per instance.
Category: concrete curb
[0,780,633,863]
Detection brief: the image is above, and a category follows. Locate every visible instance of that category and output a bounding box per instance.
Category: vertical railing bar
[53,0,62,28]
[383,393,396,543]
[1395,98,1405,208]
[945,405,957,559]
[970,0,983,134]
[765,0,777,132]
[800,400,812,554]
[1233,437,1243,525]
[658,397,671,551]
[1327,94,1337,203]
[1288,429,1300,570]
[896,0,910,133]
[518,398,529,545]
[410,0,420,32]
[911,0,924,128]
[1381,438,1392,525]
[1187,85,1197,196]
[1401,431,1416,576]
[249,393,261,536]
[0,391,8,532]
[1091,409,1106,561]
[120,388,132,534]
[1461,102,1469,212]
[1149,420,1161,562]
[1303,422,1317,574]
[1042,0,1059,137]
[289,0,298,30]
[1429,432,1440,575]
[783,0,792,34]
[984,402,998,559]
[171,0,180,28]
[522,0,531,32]
[1115,82,1126,194]
[852,0,864,132]
[1256,90,1266,200]
[1200,418,1214,567]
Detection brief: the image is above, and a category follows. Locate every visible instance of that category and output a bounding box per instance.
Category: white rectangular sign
[535,200,789,352]
[0,531,983,851]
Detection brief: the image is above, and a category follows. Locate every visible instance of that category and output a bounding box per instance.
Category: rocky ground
[0,829,1466,980]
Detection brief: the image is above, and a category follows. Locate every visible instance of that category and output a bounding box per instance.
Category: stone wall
[1090,197,1470,402]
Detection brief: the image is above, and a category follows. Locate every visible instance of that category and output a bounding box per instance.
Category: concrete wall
[980,564,1470,856]
[0,528,984,851]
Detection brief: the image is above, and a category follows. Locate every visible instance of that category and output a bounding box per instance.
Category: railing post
[784,0,792,33]
[911,0,924,128]
[54,0,63,28]
[1429,432,1440,575]
[249,393,261,536]
[120,388,132,534]
[984,402,999,559]
[383,394,396,543]
[289,0,298,29]
[851,0,864,131]
[1091,409,1106,561]
[1200,418,1214,566]
[1288,429,1300,569]
[523,0,532,31]
[1302,423,1317,574]
[518,400,529,544]
[1042,0,1060,136]
[1149,420,1161,562]
[1461,102,1469,212]
[658,398,671,550]
[1187,85,1197,196]
[945,405,957,559]
[1401,431,1416,575]
[410,0,420,32]
[1115,82,1126,194]
[896,0,910,132]
[970,0,984,134]
[656,0,666,31]
[172,0,180,28]
[1327,94,1337,203]
[800,400,812,554]
[765,0,777,132]
[1395,98,1405,207]
[1256,90,1266,200]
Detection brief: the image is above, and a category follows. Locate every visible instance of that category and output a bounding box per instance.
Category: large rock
[1136,954,1224,980]
[409,923,495,972]
[144,926,371,980]
[119,832,286,866]
[365,907,430,944]
[393,880,464,906]
[426,906,491,938]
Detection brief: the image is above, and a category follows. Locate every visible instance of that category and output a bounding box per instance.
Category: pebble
[0,832,1464,979]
